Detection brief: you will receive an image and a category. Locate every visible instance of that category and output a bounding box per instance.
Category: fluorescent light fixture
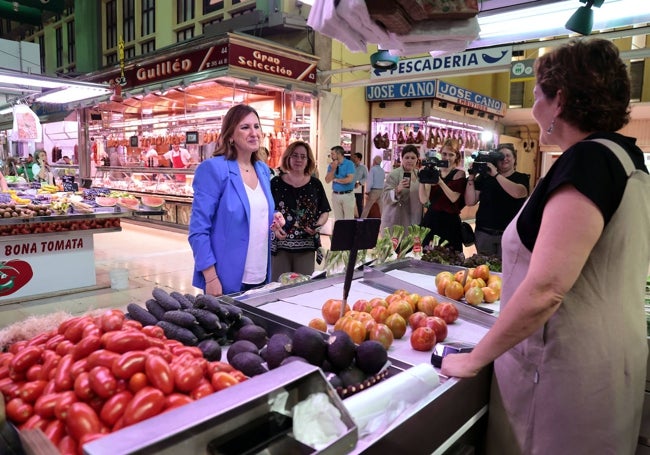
[0,68,111,105]
[473,0,650,48]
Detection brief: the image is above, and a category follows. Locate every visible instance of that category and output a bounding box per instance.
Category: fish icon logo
[482,50,509,64]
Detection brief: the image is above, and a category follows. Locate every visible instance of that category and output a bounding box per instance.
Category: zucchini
[156,321,198,346]
[162,310,197,328]
[189,323,210,342]
[152,287,181,311]
[184,293,197,305]
[184,308,222,331]
[127,303,158,326]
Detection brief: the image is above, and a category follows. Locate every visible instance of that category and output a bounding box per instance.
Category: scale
[330,218,381,319]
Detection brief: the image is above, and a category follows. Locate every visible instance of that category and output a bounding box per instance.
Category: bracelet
[206,276,219,284]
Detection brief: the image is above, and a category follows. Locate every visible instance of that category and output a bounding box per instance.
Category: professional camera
[418,150,449,184]
[468,150,505,177]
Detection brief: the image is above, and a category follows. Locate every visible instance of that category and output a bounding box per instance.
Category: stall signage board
[228,43,317,84]
[510,58,536,82]
[366,80,436,101]
[0,232,95,300]
[371,46,512,79]
[61,175,77,192]
[436,80,507,117]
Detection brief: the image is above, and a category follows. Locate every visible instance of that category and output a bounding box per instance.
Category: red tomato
[419,316,448,343]
[433,302,459,324]
[210,372,239,391]
[9,340,28,355]
[86,349,120,369]
[19,413,48,431]
[0,352,14,367]
[122,320,143,331]
[18,380,47,403]
[26,330,56,347]
[9,346,43,373]
[88,366,117,399]
[5,397,34,424]
[190,379,215,400]
[63,317,93,343]
[44,334,66,352]
[25,364,43,382]
[104,331,150,354]
[128,372,149,394]
[164,393,194,410]
[66,402,101,441]
[72,335,102,361]
[172,363,203,393]
[145,347,173,363]
[230,371,248,383]
[207,361,235,375]
[112,351,148,379]
[100,309,125,332]
[141,325,164,339]
[55,340,75,357]
[44,419,66,446]
[99,390,133,427]
[144,355,174,394]
[34,392,60,418]
[408,311,429,330]
[54,390,77,421]
[57,435,78,455]
[42,379,57,395]
[73,372,94,401]
[0,364,8,379]
[410,326,437,352]
[54,354,74,392]
[82,324,101,339]
[122,386,165,426]
[70,359,89,379]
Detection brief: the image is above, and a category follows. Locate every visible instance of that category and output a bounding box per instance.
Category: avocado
[291,326,327,367]
[197,339,222,361]
[230,352,267,377]
[338,365,366,388]
[355,340,388,375]
[235,324,268,349]
[326,330,356,371]
[226,340,259,363]
[263,333,293,369]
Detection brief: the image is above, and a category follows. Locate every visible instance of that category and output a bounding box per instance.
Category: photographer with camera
[418,140,467,251]
[379,145,422,233]
[465,143,529,257]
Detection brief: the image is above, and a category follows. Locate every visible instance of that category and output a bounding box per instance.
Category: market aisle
[0,221,196,331]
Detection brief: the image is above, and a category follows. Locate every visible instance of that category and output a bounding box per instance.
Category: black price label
[62,175,78,192]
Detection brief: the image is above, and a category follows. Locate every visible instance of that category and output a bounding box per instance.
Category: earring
[546,119,555,135]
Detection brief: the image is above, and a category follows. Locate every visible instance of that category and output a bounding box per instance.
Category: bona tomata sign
[100,35,317,89]
[371,46,513,79]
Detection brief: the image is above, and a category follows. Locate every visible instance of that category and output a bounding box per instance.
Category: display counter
[0,209,129,304]
[91,166,193,227]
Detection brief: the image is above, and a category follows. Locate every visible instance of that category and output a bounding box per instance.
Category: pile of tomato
[0,309,246,455]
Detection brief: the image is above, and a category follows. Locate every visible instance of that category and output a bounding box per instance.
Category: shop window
[106,0,118,50]
[630,60,644,102]
[66,20,75,66]
[55,27,63,68]
[123,0,135,43]
[142,0,155,36]
[202,17,223,33]
[106,52,117,65]
[177,0,195,23]
[509,81,524,108]
[141,39,155,55]
[124,46,136,59]
[203,0,224,15]
[176,27,195,42]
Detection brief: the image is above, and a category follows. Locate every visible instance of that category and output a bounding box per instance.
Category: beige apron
[487,139,650,455]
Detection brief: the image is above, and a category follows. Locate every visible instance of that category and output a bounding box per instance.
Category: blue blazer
[189,156,274,294]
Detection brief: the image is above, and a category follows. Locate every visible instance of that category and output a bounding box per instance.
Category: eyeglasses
[290,154,307,160]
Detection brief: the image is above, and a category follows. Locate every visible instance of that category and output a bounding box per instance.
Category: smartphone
[403,171,411,186]
[430,341,475,368]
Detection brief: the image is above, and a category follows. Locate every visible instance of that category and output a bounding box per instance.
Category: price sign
[62,175,78,192]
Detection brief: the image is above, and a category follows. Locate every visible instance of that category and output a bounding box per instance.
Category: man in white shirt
[360,155,385,218]
[164,143,192,182]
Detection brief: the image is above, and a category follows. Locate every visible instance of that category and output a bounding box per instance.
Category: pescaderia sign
[371,46,513,79]
[436,80,506,116]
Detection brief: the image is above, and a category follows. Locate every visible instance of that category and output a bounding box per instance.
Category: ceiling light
[565,0,605,35]
[35,85,111,104]
[370,50,398,72]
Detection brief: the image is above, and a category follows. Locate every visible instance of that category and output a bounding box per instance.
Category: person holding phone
[380,144,422,233]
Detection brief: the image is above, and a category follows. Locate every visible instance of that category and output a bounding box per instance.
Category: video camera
[418,150,449,184]
[468,150,505,177]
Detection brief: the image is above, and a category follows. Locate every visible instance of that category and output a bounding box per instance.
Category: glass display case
[91,166,195,228]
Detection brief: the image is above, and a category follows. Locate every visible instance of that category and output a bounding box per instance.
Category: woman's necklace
[239,163,254,173]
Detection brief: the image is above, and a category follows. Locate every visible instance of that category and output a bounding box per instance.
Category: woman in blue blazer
[189,105,284,295]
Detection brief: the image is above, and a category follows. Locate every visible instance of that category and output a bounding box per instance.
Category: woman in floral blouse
[271,141,331,281]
